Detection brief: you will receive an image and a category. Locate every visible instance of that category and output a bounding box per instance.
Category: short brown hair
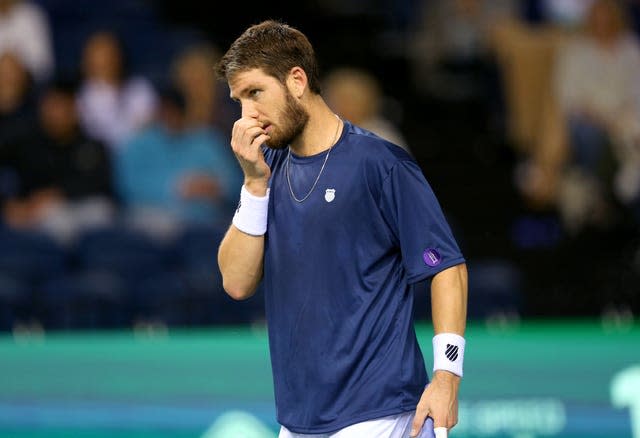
[215,20,322,94]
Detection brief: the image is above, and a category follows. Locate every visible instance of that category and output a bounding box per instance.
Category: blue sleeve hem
[406,257,466,284]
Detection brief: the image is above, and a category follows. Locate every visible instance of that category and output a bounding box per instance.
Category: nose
[241,101,259,119]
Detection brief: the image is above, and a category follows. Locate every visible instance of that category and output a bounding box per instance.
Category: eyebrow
[229,82,258,101]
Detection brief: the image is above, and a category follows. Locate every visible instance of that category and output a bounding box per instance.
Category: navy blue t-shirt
[262,121,465,434]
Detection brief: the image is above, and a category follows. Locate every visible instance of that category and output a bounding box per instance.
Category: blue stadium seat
[73,225,169,281]
[170,223,266,326]
[0,228,68,284]
[169,223,228,326]
[0,273,31,331]
[130,270,190,327]
[467,258,523,320]
[39,270,129,330]
[171,223,225,269]
[67,225,172,329]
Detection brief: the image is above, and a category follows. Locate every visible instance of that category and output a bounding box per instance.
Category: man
[216,20,468,438]
[2,76,115,244]
[115,86,242,240]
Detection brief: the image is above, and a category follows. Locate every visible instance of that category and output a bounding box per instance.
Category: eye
[249,89,261,99]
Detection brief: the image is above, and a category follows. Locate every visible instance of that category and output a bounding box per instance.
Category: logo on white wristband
[445,344,459,361]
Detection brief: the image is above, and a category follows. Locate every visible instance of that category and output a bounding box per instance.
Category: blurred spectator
[490,3,580,210]
[0,0,54,83]
[408,0,518,103]
[2,76,116,244]
[0,51,37,186]
[115,86,242,241]
[76,30,158,153]
[170,42,236,133]
[539,0,596,28]
[552,0,640,234]
[323,66,410,152]
[505,0,640,317]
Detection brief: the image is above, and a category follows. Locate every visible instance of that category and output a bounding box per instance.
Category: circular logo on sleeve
[422,248,441,267]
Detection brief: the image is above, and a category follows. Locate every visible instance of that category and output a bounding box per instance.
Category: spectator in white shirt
[76,30,158,153]
[554,0,640,232]
[0,0,54,83]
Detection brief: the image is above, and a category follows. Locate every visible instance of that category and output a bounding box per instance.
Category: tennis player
[216,20,468,438]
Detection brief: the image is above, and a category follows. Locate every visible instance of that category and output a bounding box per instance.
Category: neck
[290,98,342,156]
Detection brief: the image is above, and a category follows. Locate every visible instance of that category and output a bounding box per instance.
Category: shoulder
[193,126,228,145]
[123,77,157,99]
[182,129,227,155]
[261,145,286,168]
[13,2,48,23]
[343,121,414,172]
[122,125,162,150]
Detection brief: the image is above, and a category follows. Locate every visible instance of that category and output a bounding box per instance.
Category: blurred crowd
[401,0,640,321]
[0,0,639,332]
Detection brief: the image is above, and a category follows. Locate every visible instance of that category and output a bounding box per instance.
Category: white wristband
[433,333,465,378]
[232,185,269,236]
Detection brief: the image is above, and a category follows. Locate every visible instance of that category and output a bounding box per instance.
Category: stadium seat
[0,273,31,331]
[170,223,266,326]
[130,270,190,327]
[39,270,129,330]
[72,225,170,281]
[467,258,523,321]
[0,228,68,283]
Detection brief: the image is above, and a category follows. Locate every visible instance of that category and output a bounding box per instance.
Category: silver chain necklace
[286,115,342,203]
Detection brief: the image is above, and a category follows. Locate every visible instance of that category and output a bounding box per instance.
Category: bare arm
[217,116,271,300]
[218,224,265,300]
[431,262,467,335]
[411,262,468,437]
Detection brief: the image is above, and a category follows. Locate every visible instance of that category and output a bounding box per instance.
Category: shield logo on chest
[324,188,336,203]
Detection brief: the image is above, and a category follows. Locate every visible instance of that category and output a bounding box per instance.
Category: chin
[264,138,289,150]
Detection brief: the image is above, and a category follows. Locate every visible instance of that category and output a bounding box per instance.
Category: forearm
[217,225,265,300]
[430,263,468,335]
[411,262,468,436]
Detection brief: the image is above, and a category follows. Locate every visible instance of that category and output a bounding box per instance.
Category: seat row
[0,224,265,331]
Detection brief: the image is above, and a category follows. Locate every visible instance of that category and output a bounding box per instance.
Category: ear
[286,66,307,99]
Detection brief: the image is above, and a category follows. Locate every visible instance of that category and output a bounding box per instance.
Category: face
[158,99,185,133]
[82,33,123,82]
[39,91,77,140]
[175,53,215,96]
[588,0,622,40]
[0,0,15,14]
[0,52,29,105]
[229,68,309,150]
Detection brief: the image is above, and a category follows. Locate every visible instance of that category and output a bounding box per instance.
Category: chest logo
[324,188,336,203]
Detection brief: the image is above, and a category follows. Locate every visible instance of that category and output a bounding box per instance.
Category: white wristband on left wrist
[232,185,270,236]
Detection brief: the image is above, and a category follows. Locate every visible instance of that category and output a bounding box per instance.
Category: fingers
[411,406,457,437]
[409,406,429,437]
[434,414,457,431]
[232,117,268,154]
[230,117,271,183]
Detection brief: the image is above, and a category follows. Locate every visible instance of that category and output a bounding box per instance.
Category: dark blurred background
[1,0,640,333]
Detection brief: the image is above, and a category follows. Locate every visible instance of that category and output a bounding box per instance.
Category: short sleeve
[379,160,465,283]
